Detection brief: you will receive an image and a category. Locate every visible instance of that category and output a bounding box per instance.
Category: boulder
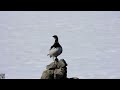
[41,58,79,79]
[41,59,67,79]
[54,67,67,79]
[46,62,57,70]
[41,70,54,79]
[57,59,67,68]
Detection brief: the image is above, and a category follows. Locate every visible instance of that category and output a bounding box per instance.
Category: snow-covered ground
[0,11,120,79]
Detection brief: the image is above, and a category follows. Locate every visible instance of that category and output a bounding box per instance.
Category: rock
[54,67,67,79]
[46,62,57,70]
[41,59,68,79]
[57,59,67,68]
[41,70,54,79]
[41,58,79,79]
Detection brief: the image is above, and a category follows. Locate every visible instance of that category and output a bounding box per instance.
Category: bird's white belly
[49,47,62,57]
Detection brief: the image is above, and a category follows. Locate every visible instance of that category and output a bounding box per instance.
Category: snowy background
[0,11,120,79]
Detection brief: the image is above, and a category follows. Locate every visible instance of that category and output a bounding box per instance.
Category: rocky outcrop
[41,58,79,79]
[41,59,67,79]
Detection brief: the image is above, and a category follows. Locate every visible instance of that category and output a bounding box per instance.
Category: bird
[47,35,63,61]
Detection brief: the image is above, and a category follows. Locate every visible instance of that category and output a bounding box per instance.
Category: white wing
[49,47,62,57]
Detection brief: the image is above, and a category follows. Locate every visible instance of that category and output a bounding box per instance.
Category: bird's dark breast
[50,43,61,50]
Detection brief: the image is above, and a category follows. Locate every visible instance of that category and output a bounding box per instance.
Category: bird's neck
[55,39,58,43]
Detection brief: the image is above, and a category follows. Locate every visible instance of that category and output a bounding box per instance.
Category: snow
[0,11,120,79]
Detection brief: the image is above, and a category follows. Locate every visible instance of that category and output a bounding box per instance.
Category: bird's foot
[53,58,58,66]
[55,57,58,62]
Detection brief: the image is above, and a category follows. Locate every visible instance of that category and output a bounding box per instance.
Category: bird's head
[53,35,58,39]
[53,35,58,42]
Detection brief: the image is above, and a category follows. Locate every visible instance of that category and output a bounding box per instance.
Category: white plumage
[49,47,62,57]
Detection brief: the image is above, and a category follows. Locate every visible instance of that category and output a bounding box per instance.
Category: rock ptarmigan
[48,35,63,61]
